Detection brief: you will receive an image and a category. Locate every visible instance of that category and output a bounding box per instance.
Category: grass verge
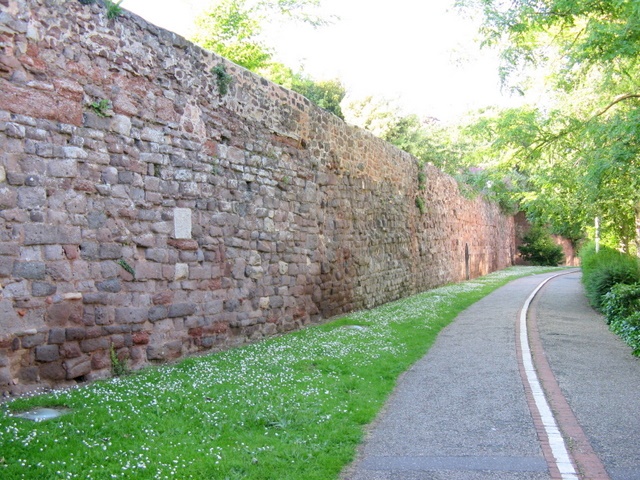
[0,266,561,479]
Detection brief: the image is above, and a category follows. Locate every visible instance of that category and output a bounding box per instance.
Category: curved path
[342,271,640,480]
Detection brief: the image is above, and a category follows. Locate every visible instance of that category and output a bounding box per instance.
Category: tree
[192,0,344,116]
[456,0,640,253]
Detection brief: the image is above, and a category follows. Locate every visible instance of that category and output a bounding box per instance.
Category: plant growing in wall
[418,171,426,191]
[88,98,112,117]
[212,64,233,95]
[104,0,123,19]
[415,196,426,214]
[116,259,136,279]
[110,344,130,377]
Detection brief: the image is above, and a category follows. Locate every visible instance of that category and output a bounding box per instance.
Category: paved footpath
[342,271,640,480]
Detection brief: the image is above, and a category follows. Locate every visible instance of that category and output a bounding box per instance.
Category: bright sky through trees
[123,0,521,121]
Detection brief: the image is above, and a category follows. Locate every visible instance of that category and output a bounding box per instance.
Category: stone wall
[0,0,515,395]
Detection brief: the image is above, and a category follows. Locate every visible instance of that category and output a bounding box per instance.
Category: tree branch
[593,93,640,118]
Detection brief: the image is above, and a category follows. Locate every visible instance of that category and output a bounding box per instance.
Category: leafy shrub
[602,284,640,356]
[601,283,640,325]
[518,225,564,266]
[609,312,640,356]
[579,242,640,310]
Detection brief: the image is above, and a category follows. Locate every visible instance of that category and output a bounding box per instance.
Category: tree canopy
[454,0,640,253]
[191,0,345,117]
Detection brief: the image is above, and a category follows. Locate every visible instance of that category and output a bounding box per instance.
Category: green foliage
[88,98,111,117]
[602,283,640,327]
[211,63,233,95]
[0,266,558,479]
[417,170,426,191]
[415,196,425,214]
[191,0,330,71]
[110,344,129,377]
[78,0,96,5]
[579,242,640,310]
[290,76,345,119]
[104,0,123,19]
[518,225,564,266]
[261,63,345,118]
[455,0,640,251]
[116,259,136,279]
[601,283,640,356]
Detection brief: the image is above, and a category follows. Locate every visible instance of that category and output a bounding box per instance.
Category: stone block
[80,337,110,353]
[47,159,77,177]
[96,278,121,293]
[66,328,86,341]
[152,291,173,305]
[168,238,199,250]
[91,350,110,370]
[35,345,60,362]
[17,187,46,209]
[46,302,83,326]
[173,207,192,239]
[39,361,66,381]
[0,186,17,209]
[0,256,15,277]
[13,261,45,279]
[24,224,81,245]
[21,333,46,348]
[168,303,197,318]
[48,328,66,344]
[148,306,168,323]
[64,355,91,379]
[32,281,56,297]
[99,244,123,260]
[175,263,189,281]
[115,307,148,324]
[0,366,12,385]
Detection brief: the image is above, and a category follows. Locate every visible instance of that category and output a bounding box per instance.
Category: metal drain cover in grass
[13,407,70,422]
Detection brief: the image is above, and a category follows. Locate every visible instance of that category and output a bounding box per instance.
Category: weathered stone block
[13,261,45,279]
[173,207,192,239]
[66,328,86,341]
[17,187,46,209]
[80,337,110,353]
[48,328,66,344]
[64,355,92,379]
[32,281,56,297]
[0,256,15,277]
[168,303,197,318]
[148,306,168,323]
[46,303,83,326]
[35,345,60,362]
[21,333,46,349]
[99,244,123,260]
[24,225,81,245]
[47,159,77,177]
[39,361,66,381]
[96,278,121,293]
[115,307,148,324]
[60,342,82,359]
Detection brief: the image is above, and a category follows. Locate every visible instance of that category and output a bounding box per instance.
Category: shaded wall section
[0,0,515,394]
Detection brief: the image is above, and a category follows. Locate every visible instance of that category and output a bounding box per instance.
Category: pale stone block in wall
[175,263,189,281]
[173,207,192,239]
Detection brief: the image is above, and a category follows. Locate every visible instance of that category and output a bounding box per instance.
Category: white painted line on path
[519,274,579,480]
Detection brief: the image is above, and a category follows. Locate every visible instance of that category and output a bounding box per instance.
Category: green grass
[0,266,560,479]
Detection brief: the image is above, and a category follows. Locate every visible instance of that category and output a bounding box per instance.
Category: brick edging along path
[519,271,610,480]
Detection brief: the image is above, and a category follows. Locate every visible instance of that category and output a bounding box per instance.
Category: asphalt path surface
[342,271,640,480]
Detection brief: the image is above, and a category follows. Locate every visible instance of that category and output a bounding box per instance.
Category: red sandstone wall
[0,0,515,395]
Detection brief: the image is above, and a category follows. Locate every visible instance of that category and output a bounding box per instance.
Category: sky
[122,0,519,122]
